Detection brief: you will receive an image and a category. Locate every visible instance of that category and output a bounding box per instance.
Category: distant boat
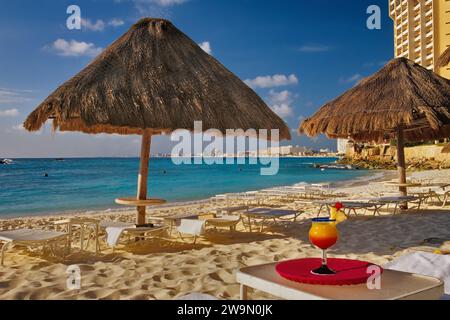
[0,159,13,165]
[55,158,65,161]
[313,163,358,170]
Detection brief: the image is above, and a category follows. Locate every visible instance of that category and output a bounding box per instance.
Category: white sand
[0,169,449,300]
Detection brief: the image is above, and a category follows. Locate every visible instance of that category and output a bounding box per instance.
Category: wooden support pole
[137,131,152,225]
[397,127,407,198]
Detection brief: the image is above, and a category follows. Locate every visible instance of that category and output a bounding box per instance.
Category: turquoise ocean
[0,157,370,217]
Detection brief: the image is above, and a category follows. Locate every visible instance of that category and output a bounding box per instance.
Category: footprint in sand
[152,275,161,282]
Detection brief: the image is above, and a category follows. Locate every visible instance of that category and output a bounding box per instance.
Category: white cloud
[339,74,362,84]
[81,19,106,31]
[48,39,103,58]
[269,90,291,105]
[121,0,188,16]
[268,90,294,118]
[81,18,125,31]
[297,45,331,53]
[199,41,212,55]
[11,123,42,135]
[12,124,24,131]
[146,0,188,6]
[271,104,294,118]
[0,88,33,104]
[0,108,19,117]
[245,74,299,89]
[108,18,125,27]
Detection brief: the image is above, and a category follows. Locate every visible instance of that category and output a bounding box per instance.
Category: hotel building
[389,0,450,79]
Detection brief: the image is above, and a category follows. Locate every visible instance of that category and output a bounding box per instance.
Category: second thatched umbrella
[299,58,450,196]
[24,18,291,224]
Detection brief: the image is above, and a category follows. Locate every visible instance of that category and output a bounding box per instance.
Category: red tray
[276,258,383,286]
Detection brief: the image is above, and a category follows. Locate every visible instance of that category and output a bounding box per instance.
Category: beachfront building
[258,145,311,156]
[337,139,349,155]
[389,0,450,79]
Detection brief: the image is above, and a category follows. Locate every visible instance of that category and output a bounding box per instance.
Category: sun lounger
[214,205,249,215]
[176,219,206,244]
[151,213,200,236]
[430,191,450,208]
[54,217,100,253]
[313,200,384,217]
[206,215,241,231]
[373,195,422,214]
[0,229,68,266]
[241,208,303,232]
[99,221,168,249]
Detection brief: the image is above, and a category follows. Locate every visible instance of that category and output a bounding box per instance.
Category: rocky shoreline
[338,157,450,171]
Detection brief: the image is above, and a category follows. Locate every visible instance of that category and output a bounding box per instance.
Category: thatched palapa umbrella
[24,18,291,224]
[437,47,450,155]
[299,58,450,196]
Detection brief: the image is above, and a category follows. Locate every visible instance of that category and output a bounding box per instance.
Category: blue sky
[0,0,394,157]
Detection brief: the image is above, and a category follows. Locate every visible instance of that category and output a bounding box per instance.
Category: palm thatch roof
[442,143,450,154]
[299,58,450,143]
[24,18,290,140]
[438,46,450,68]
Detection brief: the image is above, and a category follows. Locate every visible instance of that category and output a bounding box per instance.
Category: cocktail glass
[309,217,338,275]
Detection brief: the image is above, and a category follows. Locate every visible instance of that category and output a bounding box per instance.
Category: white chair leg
[80,225,84,251]
[393,203,398,215]
[95,225,100,254]
[443,193,449,208]
[1,242,12,266]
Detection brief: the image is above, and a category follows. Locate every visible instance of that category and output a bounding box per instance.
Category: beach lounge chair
[428,190,450,207]
[373,195,422,215]
[206,215,241,231]
[214,205,249,215]
[0,229,68,266]
[241,208,303,232]
[54,217,100,253]
[176,219,206,244]
[156,213,200,236]
[98,221,168,249]
[313,200,384,217]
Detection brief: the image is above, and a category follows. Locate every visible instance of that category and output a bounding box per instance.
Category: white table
[236,262,444,300]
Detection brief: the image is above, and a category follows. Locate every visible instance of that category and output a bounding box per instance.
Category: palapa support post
[397,126,408,209]
[137,131,152,225]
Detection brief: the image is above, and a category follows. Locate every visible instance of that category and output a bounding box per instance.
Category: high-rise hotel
[389,0,450,79]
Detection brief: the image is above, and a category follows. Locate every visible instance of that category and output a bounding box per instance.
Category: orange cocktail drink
[309,218,339,275]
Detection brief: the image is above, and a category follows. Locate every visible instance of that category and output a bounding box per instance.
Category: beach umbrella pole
[137,131,152,225]
[397,127,408,207]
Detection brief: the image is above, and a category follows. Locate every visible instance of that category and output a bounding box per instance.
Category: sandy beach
[1,169,449,300]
